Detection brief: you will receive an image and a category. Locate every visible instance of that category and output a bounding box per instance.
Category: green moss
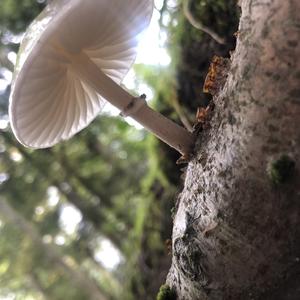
[156,285,177,300]
[269,155,295,185]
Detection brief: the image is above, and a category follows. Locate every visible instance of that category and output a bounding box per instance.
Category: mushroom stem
[70,52,195,155]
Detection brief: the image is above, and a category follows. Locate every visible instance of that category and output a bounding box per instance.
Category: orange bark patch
[203,55,230,95]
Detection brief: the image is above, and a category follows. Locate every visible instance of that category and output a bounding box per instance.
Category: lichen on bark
[167,0,300,299]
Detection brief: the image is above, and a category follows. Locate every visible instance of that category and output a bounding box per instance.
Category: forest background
[0,0,239,299]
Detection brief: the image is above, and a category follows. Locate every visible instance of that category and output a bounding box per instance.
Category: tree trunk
[167,0,300,299]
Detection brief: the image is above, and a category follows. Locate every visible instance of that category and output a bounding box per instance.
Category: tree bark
[167,0,300,299]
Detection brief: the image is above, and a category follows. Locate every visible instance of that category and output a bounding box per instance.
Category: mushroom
[9,0,195,156]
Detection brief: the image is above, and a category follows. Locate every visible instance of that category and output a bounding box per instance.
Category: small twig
[183,0,226,45]
[172,95,193,132]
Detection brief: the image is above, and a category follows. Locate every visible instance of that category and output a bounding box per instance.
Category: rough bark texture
[167,0,300,299]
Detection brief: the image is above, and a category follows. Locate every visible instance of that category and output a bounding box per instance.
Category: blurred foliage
[0,0,239,299]
[0,115,149,299]
[0,0,46,56]
[0,0,45,34]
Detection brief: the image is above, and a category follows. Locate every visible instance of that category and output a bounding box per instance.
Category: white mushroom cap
[9,0,153,148]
